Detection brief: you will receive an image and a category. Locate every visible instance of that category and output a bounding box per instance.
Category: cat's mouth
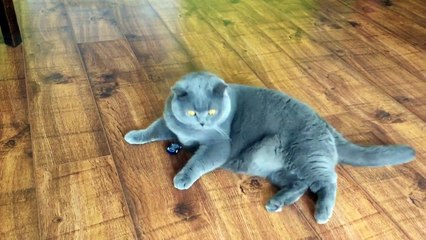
[195,124,207,129]
[194,122,213,130]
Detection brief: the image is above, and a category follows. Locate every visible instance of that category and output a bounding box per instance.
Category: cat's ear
[172,86,188,98]
[213,82,228,96]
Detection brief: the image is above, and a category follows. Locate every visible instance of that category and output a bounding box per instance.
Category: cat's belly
[243,137,285,178]
[246,158,284,178]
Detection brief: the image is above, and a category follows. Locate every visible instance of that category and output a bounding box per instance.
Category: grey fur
[124,72,415,224]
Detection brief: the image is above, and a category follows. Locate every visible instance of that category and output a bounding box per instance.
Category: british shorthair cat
[125,72,415,224]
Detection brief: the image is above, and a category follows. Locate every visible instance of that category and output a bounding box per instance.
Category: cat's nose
[200,122,205,127]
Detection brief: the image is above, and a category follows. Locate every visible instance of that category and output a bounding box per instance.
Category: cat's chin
[193,125,209,130]
[192,125,216,131]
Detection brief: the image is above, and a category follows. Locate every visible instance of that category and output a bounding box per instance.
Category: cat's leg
[174,142,230,190]
[289,128,338,224]
[265,180,308,212]
[310,173,338,224]
[124,118,176,144]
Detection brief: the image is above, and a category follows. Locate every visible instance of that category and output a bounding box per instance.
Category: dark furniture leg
[0,0,21,47]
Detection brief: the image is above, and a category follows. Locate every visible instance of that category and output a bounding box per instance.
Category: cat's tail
[330,129,415,167]
[336,142,415,166]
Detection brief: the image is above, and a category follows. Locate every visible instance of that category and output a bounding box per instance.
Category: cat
[124,71,415,224]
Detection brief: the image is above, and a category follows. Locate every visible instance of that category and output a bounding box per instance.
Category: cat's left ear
[213,82,228,96]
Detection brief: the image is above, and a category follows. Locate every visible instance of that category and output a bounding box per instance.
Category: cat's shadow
[162,142,192,175]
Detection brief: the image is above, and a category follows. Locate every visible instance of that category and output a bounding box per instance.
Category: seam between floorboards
[335,0,425,51]
[60,1,139,239]
[21,25,44,240]
[300,0,426,121]
[109,2,197,239]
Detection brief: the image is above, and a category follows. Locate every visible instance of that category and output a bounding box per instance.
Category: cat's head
[170,72,232,129]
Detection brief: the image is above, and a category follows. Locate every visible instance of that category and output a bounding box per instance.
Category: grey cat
[124,72,415,224]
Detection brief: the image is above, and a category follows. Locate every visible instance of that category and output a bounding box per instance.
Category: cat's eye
[187,110,196,116]
[208,109,217,116]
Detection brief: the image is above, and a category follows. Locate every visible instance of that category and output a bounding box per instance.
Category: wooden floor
[1,0,425,239]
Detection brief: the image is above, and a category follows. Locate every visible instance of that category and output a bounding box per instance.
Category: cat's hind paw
[315,206,332,224]
[265,199,283,213]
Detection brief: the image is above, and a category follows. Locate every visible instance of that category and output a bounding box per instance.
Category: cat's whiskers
[213,126,230,140]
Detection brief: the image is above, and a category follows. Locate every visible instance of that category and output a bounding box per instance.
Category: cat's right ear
[172,87,188,98]
[213,82,228,96]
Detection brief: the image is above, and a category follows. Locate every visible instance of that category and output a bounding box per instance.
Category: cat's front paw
[124,130,146,144]
[173,172,194,190]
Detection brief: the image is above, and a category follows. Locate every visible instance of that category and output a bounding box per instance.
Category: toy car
[166,143,183,155]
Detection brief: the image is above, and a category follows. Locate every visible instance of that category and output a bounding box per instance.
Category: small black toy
[166,143,183,155]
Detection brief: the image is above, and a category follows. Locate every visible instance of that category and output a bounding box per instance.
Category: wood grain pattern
[66,1,123,43]
[338,0,426,49]
[0,42,25,80]
[17,2,137,238]
[382,0,426,25]
[14,1,69,32]
[2,0,424,239]
[0,45,39,239]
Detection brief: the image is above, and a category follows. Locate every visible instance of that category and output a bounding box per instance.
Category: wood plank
[14,1,69,32]
[114,3,171,39]
[128,35,191,67]
[35,156,135,239]
[257,0,426,82]
[296,0,425,75]
[27,67,109,165]
[65,0,123,43]
[337,0,426,49]
[0,44,25,80]
[23,27,82,70]
[0,129,39,240]
[78,39,139,76]
[21,8,137,238]
[0,44,39,239]
[269,15,426,120]
[382,0,426,26]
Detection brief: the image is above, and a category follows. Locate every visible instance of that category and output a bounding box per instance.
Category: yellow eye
[187,110,196,116]
[208,109,217,116]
